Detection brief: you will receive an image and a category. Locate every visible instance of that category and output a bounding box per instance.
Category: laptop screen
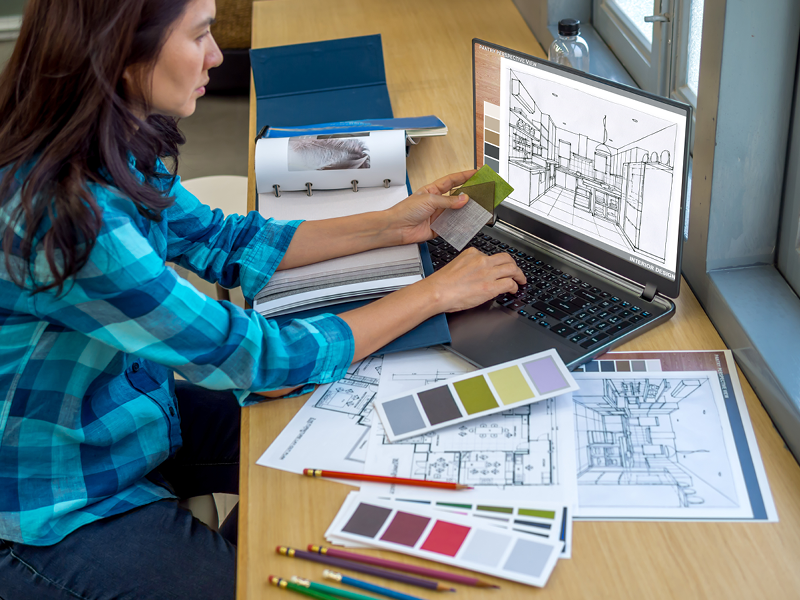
[473,40,691,298]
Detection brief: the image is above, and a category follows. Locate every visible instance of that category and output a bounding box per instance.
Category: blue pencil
[322,569,429,600]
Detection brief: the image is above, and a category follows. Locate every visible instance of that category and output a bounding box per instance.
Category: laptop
[428,39,692,370]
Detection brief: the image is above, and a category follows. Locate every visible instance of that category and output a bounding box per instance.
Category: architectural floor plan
[363,347,577,504]
[256,356,383,473]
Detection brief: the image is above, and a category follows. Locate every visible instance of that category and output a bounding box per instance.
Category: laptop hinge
[641,281,658,302]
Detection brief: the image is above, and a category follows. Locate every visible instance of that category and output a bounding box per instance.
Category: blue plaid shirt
[0,162,354,545]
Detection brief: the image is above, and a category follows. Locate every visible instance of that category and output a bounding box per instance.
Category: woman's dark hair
[0,0,193,294]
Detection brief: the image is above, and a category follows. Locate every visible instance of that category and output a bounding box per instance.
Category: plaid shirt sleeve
[30,186,355,404]
[162,176,288,302]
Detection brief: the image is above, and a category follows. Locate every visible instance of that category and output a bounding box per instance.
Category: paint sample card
[327,496,562,587]
[374,348,577,442]
[327,492,573,558]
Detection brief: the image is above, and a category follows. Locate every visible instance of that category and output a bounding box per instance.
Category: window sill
[546,23,637,88]
[704,265,800,460]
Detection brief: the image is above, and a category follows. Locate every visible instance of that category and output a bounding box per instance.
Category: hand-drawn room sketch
[501,65,678,265]
[572,371,753,520]
[256,356,383,473]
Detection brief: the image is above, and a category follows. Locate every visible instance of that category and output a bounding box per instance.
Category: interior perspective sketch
[506,70,677,263]
[573,377,740,509]
[379,401,563,488]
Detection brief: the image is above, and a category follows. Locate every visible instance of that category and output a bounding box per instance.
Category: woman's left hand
[386,169,477,245]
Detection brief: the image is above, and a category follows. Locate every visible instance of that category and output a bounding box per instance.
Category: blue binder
[250,34,393,132]
[250,35,451,354]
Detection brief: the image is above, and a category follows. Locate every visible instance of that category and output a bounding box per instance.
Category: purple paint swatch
[380,511,431,546]
[523,356,568,394]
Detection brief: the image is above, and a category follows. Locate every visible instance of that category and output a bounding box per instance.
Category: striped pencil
[276,546,455,592]
[323,570,426,600]
[308,545,500,589]
[289,576,381,600]
[303,469,472,490]
[269,575,340,600]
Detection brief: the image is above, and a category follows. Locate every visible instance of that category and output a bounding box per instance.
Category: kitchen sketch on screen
[288,135,371,171]
[505,68,677,264]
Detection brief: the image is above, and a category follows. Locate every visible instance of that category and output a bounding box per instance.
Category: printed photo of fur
[287,136,371,171]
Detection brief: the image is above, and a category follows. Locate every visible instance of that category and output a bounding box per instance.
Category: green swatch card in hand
[463,164,514,207]
[450,181,496,217]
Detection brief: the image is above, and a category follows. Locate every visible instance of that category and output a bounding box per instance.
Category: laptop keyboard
[427,233,656,350]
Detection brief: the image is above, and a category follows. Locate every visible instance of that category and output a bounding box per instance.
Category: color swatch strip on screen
[374,348,577,442]
[327,497,562,587]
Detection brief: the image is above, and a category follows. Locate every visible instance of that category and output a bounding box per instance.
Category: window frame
[593,0,672,95]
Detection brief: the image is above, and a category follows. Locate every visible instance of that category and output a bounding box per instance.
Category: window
[594,0,705,109]
[593,0,670,94]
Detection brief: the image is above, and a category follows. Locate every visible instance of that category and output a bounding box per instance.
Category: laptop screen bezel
[472,39,691,299]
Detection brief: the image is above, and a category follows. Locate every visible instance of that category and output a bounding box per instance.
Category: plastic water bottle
[548,18,590,73]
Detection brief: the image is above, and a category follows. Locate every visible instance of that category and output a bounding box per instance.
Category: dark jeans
[0,382,241,600]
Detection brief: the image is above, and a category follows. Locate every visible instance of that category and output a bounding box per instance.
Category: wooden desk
[240,1,800,598]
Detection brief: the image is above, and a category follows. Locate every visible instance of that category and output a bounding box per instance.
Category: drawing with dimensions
[572,372,751,518]
[502,66,678,264]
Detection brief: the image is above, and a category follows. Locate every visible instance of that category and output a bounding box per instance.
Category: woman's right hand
[422,248,527,313]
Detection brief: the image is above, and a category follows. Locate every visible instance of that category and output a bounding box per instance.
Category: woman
[0,0,524,598]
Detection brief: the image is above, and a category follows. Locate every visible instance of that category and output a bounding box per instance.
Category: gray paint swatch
[418,386,462,425]
[460,529,512,568]
[503,538,554,578]
[382,396,426,436]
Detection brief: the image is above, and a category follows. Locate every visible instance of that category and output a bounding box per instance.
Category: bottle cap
[558,18,580,36]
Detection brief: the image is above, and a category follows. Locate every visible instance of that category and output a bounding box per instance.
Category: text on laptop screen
[474,42,688,284]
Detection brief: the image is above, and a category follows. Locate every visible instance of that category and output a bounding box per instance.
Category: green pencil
[269,575,340,600]
[290,576,382,600]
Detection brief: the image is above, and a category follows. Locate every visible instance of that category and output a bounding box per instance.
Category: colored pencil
[303,469,472,490]
[276,546,455,592]
[323,570,426,600]
[308,545,500,589]
[289,576,381,600]
[269,575,340,600]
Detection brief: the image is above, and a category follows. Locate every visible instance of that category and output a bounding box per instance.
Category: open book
[254,129,422,317]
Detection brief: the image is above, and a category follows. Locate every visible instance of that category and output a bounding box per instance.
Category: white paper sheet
[255,356,383,475]
[361,347,579,506]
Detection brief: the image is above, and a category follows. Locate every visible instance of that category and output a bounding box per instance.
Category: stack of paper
[254,246,423,316]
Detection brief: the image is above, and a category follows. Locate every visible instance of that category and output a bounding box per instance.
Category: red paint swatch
[420,520,471,556]
[380,512,431,546]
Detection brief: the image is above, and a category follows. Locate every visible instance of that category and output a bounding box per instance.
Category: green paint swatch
[464,164,514,207]
[453,376,498,414]
[477,505,514,514]
[436,502,472,509]
[519,508,557,519]
[488,366,535,405]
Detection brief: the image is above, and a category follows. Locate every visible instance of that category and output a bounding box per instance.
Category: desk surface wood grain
[241,2,800,598]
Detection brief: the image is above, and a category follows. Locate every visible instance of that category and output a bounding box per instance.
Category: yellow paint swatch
[488,366,535,405]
